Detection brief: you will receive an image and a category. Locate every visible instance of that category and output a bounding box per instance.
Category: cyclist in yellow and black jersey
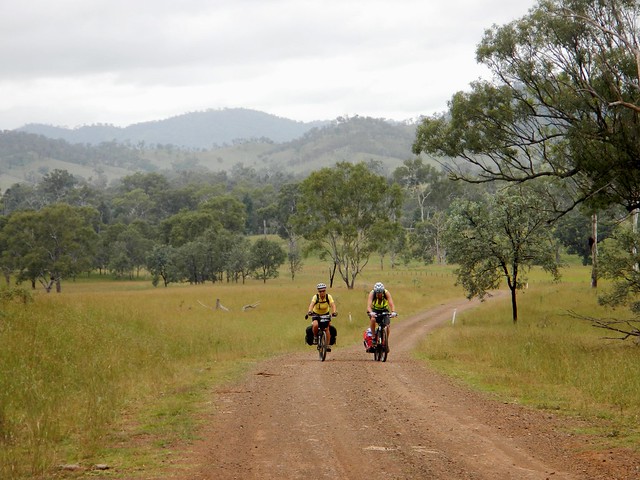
[367,282,396,348]
[307,282,337,348]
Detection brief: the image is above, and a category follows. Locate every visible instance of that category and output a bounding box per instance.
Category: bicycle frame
[371,312,396,362]
[312,314,331,361]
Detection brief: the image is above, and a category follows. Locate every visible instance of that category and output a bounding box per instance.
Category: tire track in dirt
[164,293,638,480]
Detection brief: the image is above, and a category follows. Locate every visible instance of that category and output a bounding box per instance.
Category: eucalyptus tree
[111,188,155,223]
[0,204,98,292]
[413,0,640,216]
[155,185,200,217]
[38,169,77,205]
[444,184,561,323]
[110,225,154,278]
[146,244,177,287]
[262,182,304,280]
[225,236,252,283]
[249,237,286,283]
[112,172,171,223]
[598,222,640,310]
[108,240,134,279]
[393,158,441,223]
[159,210,221,247]
[410,210,449,265]
[175,240,211,284]
[292,162,403,289]
[1,183,39,214]
[118,172,170,197]
[200,195,247,233]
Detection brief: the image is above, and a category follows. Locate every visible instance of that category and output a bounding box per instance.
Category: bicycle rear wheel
[373,327,382,361]
[380,326,388,362]
[317,329,327,361]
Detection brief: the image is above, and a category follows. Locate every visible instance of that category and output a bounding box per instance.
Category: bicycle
[306,313,332,361]
[369,311,397,362]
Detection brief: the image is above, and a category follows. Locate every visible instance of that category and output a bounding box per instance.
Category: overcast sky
[0,0,537,130]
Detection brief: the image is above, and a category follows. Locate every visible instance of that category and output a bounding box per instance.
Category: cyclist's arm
[366,291,374,314]
[386,291,396,312]
[307,297,316,314]
[329,296,337,315]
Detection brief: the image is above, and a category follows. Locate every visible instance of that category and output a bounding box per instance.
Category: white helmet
[373,282,385,293]
[316,283,327,290]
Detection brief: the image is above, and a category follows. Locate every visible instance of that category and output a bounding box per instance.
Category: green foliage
[201,195,248,233]
[1,261,637,478]
[598,219,640,313]
[0,204,98,291]
[293,162,403,288]
[444,185,561,322]
[413,0,640,216]
[1,115,415,192]
[249,237,286,283]
[146,244,177,287]
[418,278,640,447]
[159,210,220,247]
[0,286,32,304]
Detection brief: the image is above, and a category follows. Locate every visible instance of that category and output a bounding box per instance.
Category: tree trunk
[634,209,639,273]
[329,262,337,287]
[591,213,598,288]
[510,286,518,324]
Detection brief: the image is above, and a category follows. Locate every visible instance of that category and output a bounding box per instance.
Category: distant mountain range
[17,108,330,149]
[1,108,424,191]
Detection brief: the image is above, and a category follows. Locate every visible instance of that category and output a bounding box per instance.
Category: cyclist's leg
[319,322,331,351]
[386,311,391,346]
[369,315,376,334]
[384,326,390,352]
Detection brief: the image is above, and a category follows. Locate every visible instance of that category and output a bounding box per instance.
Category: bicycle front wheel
[380,326,388,362]
[373,327,382,361]
[317,330,327,361]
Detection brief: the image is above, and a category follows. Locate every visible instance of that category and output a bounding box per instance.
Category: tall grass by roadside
[0,261,462,479]
[6,259,640,477]
[416,266,640,448]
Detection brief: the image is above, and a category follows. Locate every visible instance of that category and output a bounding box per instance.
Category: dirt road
[170,296,639,480]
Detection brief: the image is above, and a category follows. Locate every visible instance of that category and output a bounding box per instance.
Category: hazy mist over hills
[17,108,330,149]
[1,108,422,191]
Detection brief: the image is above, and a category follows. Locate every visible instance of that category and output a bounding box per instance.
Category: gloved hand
[307,311,312,316]
[331,312,338,317]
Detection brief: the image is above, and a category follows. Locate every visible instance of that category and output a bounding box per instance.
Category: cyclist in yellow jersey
[307,282,338,349]
[367,282,396,348]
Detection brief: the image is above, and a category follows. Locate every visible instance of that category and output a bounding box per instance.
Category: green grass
[2,260,639,478]
[0,259,462,479]
[415,265,640,448]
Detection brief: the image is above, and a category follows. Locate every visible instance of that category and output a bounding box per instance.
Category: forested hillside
[0,114,419,191]
[17,108,328,149]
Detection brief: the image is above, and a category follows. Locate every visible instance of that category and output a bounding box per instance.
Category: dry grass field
[1,259,638,478]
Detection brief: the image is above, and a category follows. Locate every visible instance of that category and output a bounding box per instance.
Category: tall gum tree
[0,204,98,292]
[292,162,403,289]
[413,0,640,216]
[444,184,561,323]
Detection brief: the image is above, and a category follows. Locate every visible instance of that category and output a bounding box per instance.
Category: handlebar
[305,313,333,320]
[369,311,398,318]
